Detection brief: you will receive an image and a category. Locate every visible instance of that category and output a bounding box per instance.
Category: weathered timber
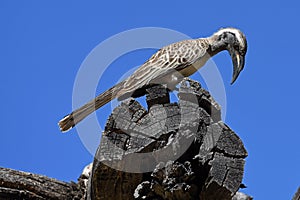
[0,78,252,200]
[0,167,84,200]
[88,78,249,200]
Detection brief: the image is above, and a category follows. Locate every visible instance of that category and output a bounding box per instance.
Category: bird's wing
[119,39,207,95]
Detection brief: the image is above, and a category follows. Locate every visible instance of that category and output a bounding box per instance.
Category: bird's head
[209,28,247,84]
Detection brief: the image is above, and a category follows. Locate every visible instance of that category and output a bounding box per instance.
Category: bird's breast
[179,53,211,77]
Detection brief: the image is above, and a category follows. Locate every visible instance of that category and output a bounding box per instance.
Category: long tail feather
[58,81,124,132]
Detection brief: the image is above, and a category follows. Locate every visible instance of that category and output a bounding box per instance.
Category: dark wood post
[88,78,249,200]
[0,78,253,200]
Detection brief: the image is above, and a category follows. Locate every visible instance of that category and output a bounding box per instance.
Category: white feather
[215,28,245,47]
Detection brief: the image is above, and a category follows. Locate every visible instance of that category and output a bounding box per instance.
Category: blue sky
[0,1,299,199]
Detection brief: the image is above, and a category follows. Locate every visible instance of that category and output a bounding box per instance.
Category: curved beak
[228,46,245,84]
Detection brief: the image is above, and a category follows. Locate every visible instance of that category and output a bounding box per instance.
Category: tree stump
[0,78,252,200]
[88,78,249,200]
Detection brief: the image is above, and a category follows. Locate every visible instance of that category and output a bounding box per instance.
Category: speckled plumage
[59,28,247,132]
[119,38,210,97]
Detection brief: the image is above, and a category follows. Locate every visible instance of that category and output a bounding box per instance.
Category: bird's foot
[181,77,202,88]
[182,77,192,82]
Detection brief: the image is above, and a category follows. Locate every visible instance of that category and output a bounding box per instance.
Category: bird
[59,27,247,132]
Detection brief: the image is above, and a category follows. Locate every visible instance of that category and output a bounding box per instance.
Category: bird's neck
[206,35,227,56]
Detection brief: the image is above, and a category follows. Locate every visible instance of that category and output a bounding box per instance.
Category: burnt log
[0,167,85,200]
[0,78,252,200]
[88,78,249,200]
